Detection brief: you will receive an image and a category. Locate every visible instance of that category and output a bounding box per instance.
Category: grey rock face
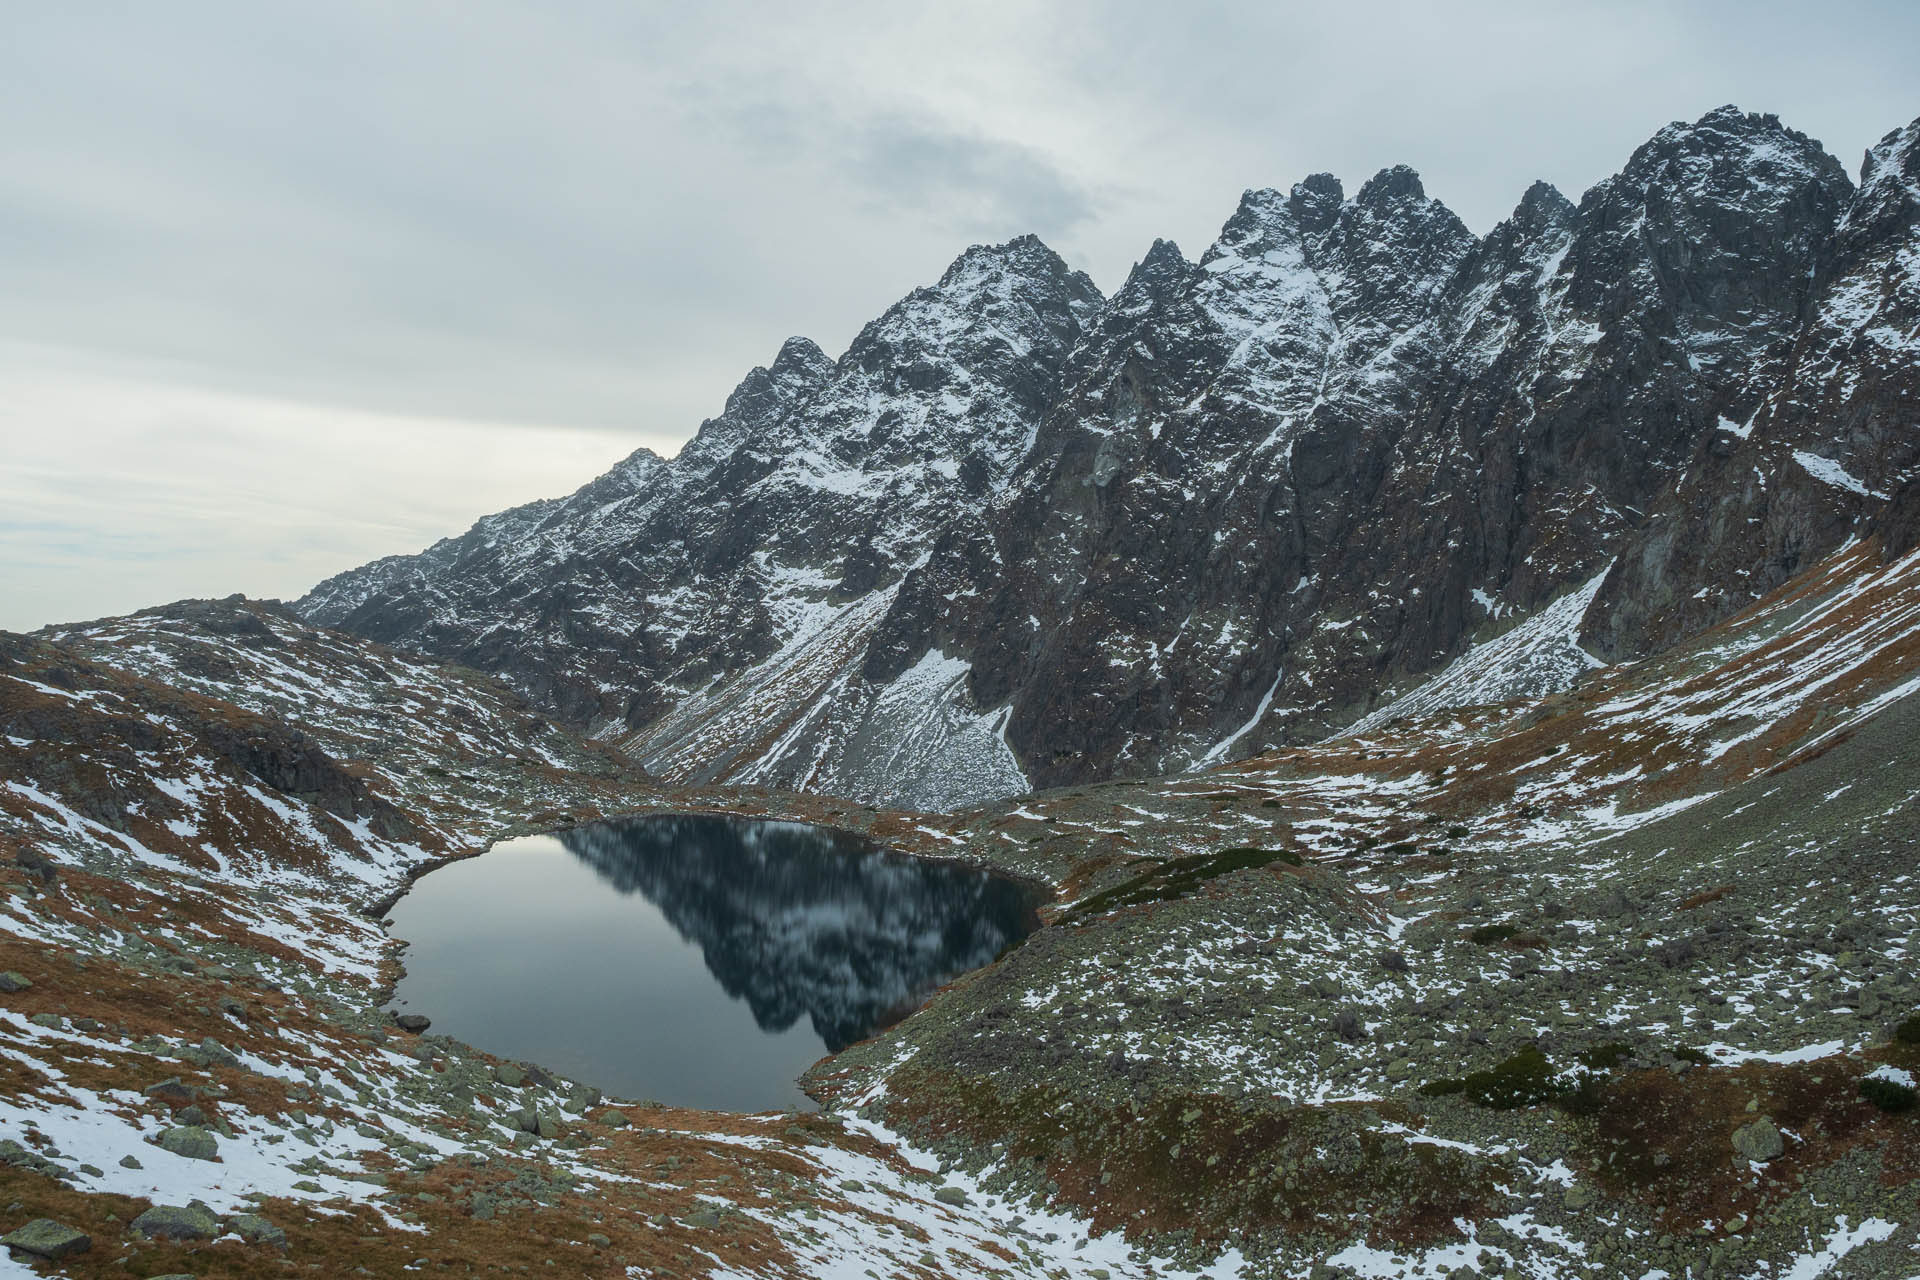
[1589,115,1920,656]
[293,106,1918,805]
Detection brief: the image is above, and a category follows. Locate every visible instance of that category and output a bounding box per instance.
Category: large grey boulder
[152,1125,219,1161]
[1,1218,91,1258]
[1731,1116,1784,1162]
[130,1201,221,1240]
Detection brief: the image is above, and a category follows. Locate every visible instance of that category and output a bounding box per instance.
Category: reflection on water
[386,815,1037,1112]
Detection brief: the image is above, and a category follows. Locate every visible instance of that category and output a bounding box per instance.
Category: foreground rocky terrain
[1,524,1916,1277]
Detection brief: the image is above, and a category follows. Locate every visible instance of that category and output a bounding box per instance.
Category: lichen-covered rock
[0,1218,91,1258]
[1732,1116,1785,1162]
[130,1201,221,1240]
[152,1125,218,1161]
[226,1212,287,1247]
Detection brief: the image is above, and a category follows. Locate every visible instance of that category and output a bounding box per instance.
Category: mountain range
[296,106,1920,814]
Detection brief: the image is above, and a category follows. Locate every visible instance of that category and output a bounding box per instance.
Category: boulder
[393,1013,431,1034]
[933,1186,969,1207]
[153,1125,219,1161]
[0,972,32,993]
[1731,1117,1784,1162]
[130,1201,221,1240]
[1,1218,91,1258]
[226,1213,287,1247]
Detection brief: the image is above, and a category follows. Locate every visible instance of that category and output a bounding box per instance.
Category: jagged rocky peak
[674,336,834,473]
[1287,172,1344,232]
[1512,178,1575,230]
[1843,115,1920,239]
[846,234,1102,384]
[1566,104,1853,370]
[1314,164,1475,341]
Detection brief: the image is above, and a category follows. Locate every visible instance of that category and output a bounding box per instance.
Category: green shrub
[1556,1073,1608,1117]
[1065,846,1302,921]
[1461,1047,1560,1110]
[1861,1077,1917,1113]
[1418,1078,1466,1098]
[1470,924,1519,946]
[1445,825,1471,839]
[1577,1042,1634,1071]
[1893,1015,1920,1046]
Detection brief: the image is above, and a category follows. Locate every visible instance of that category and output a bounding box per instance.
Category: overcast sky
[3,1,1916,631]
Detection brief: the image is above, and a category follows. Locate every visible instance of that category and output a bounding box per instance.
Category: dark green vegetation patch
[1577,1042,1634,1071]
[1860,1077,1917,1113]
[1893,1014,1920,1046]
[1469,924,1520,945]
[1065,846,1302,922]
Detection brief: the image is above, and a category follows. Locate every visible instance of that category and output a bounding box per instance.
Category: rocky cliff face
[296,107,1917,809]
[1587,117,1920,655]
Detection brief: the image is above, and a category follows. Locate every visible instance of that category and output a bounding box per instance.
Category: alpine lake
[384,814,1040,1112]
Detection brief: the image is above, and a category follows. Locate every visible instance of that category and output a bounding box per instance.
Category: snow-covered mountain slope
[294,107,1917,815]
[298,238,1099,752]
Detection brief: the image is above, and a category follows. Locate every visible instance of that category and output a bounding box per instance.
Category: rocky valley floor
[0,539,1917,1279]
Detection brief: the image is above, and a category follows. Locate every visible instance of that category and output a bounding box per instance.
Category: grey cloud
[4,0,1919,630]
[841,116,1103,243]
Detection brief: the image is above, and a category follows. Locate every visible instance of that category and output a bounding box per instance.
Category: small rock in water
[393,1013,431,1034]
[0,1218,91,1258]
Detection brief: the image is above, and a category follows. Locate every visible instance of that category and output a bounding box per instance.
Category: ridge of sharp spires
[1288,173,1344,233]
[1356,164,1427,207]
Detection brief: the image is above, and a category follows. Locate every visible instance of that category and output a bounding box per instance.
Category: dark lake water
[385,814,1038,1112]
